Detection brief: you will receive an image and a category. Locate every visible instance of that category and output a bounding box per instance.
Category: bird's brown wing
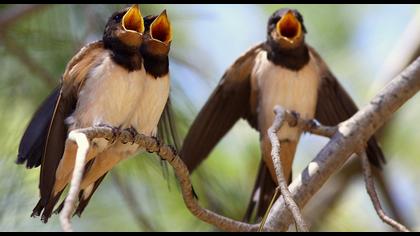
[310,46,386,167]
[158,98,181,150]
[17,86,61,168]
[179,43,263,171]
[32,41,106,220]
[156,98,181,182]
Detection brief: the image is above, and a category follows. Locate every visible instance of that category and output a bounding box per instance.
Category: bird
[179,8,386,222]
[16,4,174,222]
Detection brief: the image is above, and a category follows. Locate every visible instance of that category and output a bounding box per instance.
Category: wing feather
[30,41,106,219]
[310,46,385,167]
[180,43,263,171]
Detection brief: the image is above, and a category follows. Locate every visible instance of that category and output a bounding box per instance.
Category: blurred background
[0,4,419,232]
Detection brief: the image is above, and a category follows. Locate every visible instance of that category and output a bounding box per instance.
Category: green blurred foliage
[0,4,419,232]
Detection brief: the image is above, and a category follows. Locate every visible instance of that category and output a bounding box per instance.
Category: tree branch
[59,127,260,232]
[264,106,308,232]
[262,56,420,231]
[280,109,336,138]
[305,157,408,231]
[360,152,410,232]
[59,56,419,231]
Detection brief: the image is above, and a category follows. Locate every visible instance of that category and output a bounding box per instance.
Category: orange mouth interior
[277,11,301,40]
[122,4,144,33]
[150,10,172,44]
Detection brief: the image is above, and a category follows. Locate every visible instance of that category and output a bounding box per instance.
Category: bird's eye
[270,16,280,25]
[114,14,123,22]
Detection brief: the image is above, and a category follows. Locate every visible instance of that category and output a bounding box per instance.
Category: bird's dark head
[141,10,172,78]
[103,4,145,52]
[267,8,307,49]
[142,10,172,56]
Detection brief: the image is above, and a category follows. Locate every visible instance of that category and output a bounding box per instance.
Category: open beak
[276,10,302,43]
[122,4,144,33]
[150,10,172,44]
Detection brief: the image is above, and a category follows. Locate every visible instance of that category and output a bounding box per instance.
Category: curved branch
[360,152,410,232]
[264,106,308,232]
[59,127,260,232]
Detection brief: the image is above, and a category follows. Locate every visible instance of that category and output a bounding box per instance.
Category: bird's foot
[121,126,139,144]
[97,123,121,144]
[307,119,319,130]
[148,136,161,153]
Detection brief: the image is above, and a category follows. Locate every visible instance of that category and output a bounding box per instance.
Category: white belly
[67,52,170,154]
[252,50,320,141]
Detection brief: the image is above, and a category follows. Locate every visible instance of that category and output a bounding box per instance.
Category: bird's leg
[96,123,121,144]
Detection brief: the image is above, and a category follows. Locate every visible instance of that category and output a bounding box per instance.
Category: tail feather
[31,189,65,223]
[74,173,107,216]
[54,173,108,217]
[366,136,386,169]
[243,160,277,222]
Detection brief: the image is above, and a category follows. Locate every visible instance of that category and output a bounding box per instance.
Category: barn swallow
[179,8,385,222]
[61,10,175,218]
[16,5,174,222]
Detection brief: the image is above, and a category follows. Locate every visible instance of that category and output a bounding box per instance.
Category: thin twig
[307,156,409,230]
[360,152,410,232]
[59,127,260,232]
[281,109,337,138]
[373,167,409,227]
[264,106,308,232]
[282,111,406,230]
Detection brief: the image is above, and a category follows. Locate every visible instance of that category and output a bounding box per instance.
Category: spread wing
[310,46,386,167]
[180,43,263,171]
[25,41,106,217]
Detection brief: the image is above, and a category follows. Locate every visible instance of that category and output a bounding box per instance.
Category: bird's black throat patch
[104,37,143,72]
[265,42,310,71]
[141,45,169,78]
